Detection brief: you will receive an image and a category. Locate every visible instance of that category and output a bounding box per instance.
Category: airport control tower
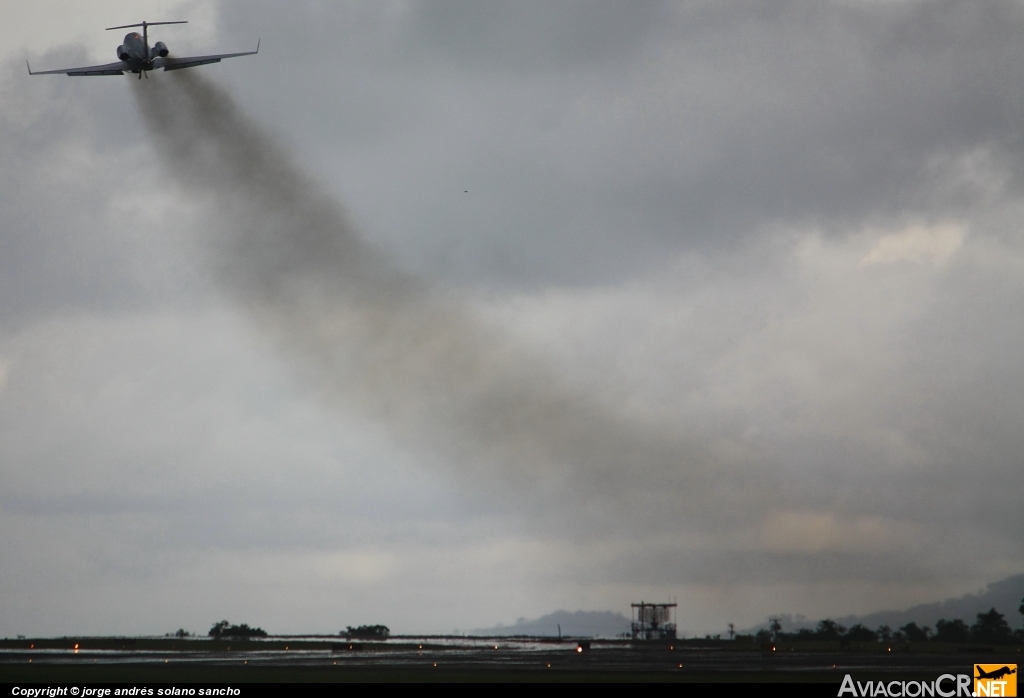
[631,601,677,640]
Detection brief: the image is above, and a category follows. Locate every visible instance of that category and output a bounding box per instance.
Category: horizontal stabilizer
[106,21,187,31]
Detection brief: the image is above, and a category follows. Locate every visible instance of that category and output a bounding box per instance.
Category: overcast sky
[2,0,1023,637]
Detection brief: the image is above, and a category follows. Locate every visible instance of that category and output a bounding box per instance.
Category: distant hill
[755,574,1024,634]
[473,610,631,638]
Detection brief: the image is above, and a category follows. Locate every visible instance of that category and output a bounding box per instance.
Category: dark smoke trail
[131,72,737,524]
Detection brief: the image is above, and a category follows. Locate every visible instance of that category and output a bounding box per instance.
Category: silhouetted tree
[934,618,970,643]
[1015,594,1024,644]
[845,624,878,642]
[971,608,1014,644]
[816,619,846,640]
[208,620,267,638]
[898,622,931,642]
[343,625,390,640]
[876,625,893,643]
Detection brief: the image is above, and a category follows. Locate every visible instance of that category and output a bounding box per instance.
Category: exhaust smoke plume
[131,72,746,529]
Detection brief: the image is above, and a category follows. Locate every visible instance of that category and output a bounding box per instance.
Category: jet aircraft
[27,21,258,77]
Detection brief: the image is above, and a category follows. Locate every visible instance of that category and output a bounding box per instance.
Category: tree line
[342,624,390,640]
[207,620,268,638]
[756,603,1024,645]
[196,621,390,639]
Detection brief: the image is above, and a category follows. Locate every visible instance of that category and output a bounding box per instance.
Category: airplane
[975,666,1017,681]
[26,21,258,78]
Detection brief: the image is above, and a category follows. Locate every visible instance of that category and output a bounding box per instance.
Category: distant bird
[464,190,468,193]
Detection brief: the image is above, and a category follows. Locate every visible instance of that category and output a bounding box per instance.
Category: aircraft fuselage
[118,31,164,73]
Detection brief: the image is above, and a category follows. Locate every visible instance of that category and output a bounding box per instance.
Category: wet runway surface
[2,637,1019,682]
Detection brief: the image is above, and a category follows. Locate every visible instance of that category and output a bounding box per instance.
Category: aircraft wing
[27,60,125,76]
[158,43,259,71]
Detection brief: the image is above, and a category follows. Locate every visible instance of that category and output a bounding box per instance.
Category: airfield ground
[1,636,1019,683]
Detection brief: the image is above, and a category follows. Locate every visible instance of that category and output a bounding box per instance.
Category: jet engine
[117,45,130,61]
[150,41,169,58]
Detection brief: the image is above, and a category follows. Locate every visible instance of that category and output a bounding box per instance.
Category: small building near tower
[631,601,677,640]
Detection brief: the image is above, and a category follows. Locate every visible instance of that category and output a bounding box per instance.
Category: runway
[2,637,1018,683]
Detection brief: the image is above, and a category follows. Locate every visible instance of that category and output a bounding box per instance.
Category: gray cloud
[404,0,674,73]
[216,0,1024,288]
